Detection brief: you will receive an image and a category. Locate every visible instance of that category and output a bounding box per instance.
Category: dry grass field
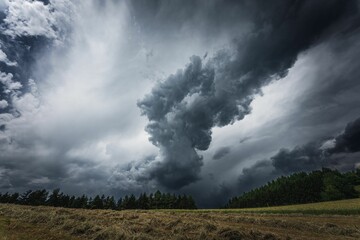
[209,198,360,215]
[1,199,360,240]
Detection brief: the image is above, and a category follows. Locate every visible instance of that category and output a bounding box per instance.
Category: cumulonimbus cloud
[137,0,358,189]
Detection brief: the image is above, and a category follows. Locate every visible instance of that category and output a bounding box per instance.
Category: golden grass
[0,215,79,240]
[218,198,360,215]
[1,201,360,240]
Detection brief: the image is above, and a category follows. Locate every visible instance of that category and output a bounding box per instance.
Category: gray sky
[0,0,360,207]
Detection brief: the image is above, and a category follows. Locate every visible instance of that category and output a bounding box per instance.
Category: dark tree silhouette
[226,168,360,208]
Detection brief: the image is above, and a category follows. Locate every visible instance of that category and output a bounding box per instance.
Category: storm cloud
[213,147,231,160]
[231,116,360,198]
[0,0,360,208]
[137,0,358,189]
[331,117,360,153]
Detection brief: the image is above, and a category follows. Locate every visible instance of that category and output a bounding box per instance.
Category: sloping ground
[220,198,360,215]
[0,203,360,240]
[0,215,78,240]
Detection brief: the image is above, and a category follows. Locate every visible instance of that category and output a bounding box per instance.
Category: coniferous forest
[226,168,360,208]
[1,169,359,210]
[0,189,197,210]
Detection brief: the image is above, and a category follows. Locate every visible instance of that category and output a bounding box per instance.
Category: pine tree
[116,197,123,210]
[92,195,103,209]
[19,190,32,205]
[154,190,162,209]
[47,189,61,207]
[128,194,136,209]
[140,193,150,209]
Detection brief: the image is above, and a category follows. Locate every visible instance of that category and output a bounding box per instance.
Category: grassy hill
[220,198,360,215]
[1,199,360,240]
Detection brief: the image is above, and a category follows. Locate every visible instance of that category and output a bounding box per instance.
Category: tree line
[0,189,197,210]
[226,168,360,208]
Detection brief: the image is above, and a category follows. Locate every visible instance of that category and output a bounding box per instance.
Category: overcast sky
[0,0,360,207]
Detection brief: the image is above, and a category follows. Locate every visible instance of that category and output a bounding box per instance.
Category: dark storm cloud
[138,0,358,189]
[1,0,360,209]
[232,116,360,198]
[285,31,360,137]
[208,24,360,207]
[0,155,111,197]
[129,0,251,38]
[213,147,231,160]
[331,118,360,153]
[271,142,326,174]
[236,160,276,194]
[0,152,68,192]
[191,159,278,208]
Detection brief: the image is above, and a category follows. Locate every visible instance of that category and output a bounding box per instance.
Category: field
[207,198,360,215]
[1,198,360,240]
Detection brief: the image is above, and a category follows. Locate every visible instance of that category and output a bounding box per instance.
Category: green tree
[47,189,61,207]
[92,195,103,209]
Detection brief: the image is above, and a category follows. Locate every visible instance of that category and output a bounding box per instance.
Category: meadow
[1,198,360,240]
[204,198,360,215]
